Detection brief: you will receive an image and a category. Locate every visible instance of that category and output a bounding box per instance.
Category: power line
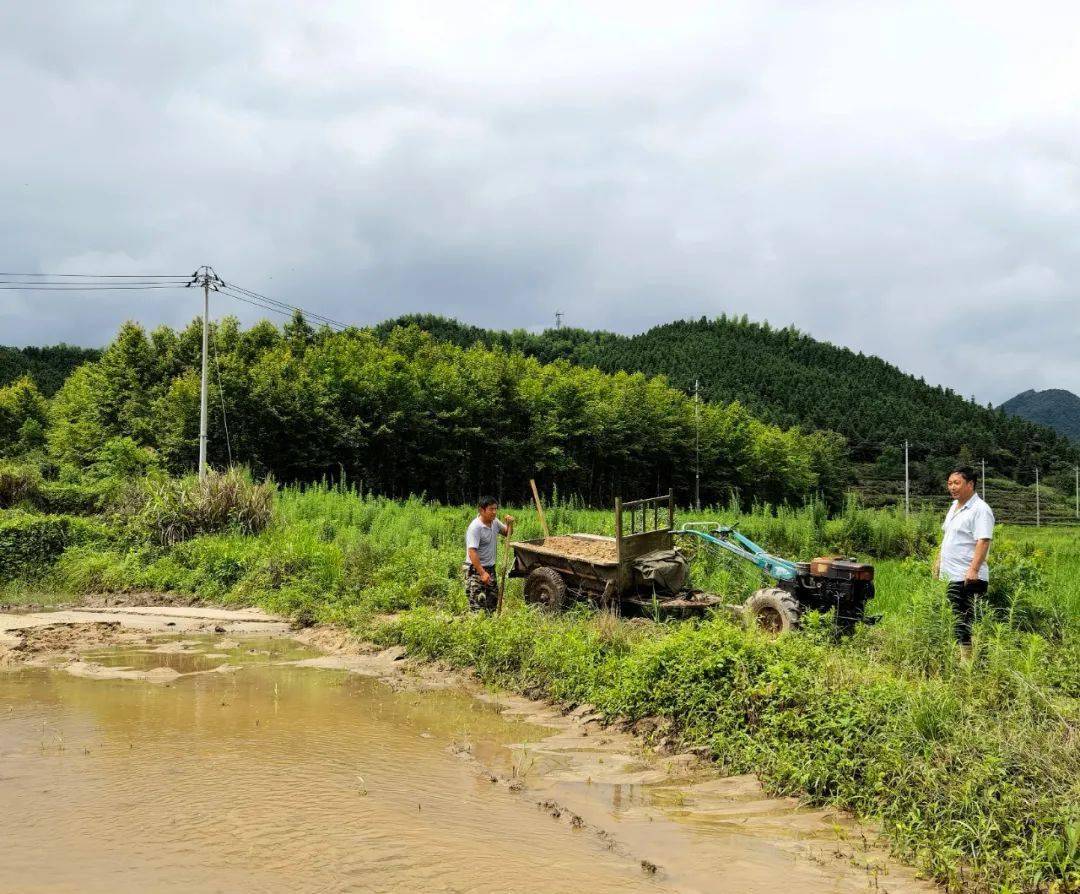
[211,322,233,468]
[217,281,350,331]
[0,278,191,284]
[1,268,354,332]
[0,284,185,290]
[217,288,294,317]
[0,280,190,286]
[219,286,347,330]
[0,272,191,278]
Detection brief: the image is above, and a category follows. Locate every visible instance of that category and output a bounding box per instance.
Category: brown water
[0,634,934,894]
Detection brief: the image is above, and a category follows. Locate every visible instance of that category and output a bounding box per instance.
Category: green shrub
[0,461,41,509]
[985,541,1051,633]
[0,512,71,580]
[88,436,161,481]
[34,480,103,514]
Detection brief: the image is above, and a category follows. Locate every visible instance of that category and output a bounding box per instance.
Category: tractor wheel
[746,588,801,634]
[524,567,567,612]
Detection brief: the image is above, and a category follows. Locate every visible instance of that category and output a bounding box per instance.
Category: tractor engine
[786,557,875,628]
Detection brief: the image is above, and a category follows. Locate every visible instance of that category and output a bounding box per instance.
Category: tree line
[0,345,101,396]
[373,314,1080,484]
[4,316,850,508]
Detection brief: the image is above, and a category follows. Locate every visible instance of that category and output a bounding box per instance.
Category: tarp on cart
[631,549,688,595]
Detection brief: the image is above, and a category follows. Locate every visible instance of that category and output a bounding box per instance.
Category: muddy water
[0,632,933,894]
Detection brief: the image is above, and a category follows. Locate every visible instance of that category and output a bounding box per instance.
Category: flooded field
[0,612,934,894]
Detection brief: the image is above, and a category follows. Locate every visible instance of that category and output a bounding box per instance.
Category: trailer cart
[508,493,723,616]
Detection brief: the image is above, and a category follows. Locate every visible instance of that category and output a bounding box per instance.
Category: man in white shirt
[932,465,994,646]
[464,496,515,611]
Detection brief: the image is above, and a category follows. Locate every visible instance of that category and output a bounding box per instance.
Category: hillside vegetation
[375,315,1079,490]
[0,344,100,395]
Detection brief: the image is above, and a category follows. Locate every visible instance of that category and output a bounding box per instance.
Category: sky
[1,1,1078,406]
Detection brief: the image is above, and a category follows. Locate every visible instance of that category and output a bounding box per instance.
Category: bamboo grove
[4,316,849,508]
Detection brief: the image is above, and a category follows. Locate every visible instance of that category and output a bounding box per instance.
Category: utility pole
[194,266,222,482]
[694,379,701,512]
[904,440,910,517]
[1075,464,1078,520]
[199,271,210,481]
[1035,466,1041,527]
[981,458,985,500]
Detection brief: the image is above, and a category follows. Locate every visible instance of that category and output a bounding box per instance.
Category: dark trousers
[946,579,988,645]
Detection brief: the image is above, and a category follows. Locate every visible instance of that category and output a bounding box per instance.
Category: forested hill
[374,314,1079,481]
[0,345,101,396]
[1000,389,1080,442]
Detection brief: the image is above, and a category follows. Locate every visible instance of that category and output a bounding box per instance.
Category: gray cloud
[2,1,1078,405]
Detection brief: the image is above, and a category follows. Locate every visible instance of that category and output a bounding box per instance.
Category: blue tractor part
[675,522,875,631]
[676,523,798,583]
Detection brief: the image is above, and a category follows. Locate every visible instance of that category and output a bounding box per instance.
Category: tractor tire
[524,567,567,612]
[746,588,801,634]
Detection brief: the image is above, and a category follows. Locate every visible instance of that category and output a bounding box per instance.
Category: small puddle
[0,630,935,894]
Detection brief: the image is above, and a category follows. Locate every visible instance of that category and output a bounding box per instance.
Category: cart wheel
[525,567,567,611]
[745,588,801,634]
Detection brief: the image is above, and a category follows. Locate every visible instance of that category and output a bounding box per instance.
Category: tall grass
[118,467,275,546]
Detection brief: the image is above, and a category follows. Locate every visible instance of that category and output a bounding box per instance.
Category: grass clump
[119,467,274,546]
[0,460,41,509]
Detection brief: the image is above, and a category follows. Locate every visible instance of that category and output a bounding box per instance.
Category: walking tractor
[676,522,875,631]
[507,493,875,631]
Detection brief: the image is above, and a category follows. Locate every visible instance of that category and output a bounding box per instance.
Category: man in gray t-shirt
[464,496,515,611]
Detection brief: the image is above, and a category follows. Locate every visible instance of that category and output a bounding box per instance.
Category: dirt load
[533,536,618,562]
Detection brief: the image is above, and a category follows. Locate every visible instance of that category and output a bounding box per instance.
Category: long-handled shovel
[496,518,513,614]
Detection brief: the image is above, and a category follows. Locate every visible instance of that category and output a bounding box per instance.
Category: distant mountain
[1000,389,1080,442]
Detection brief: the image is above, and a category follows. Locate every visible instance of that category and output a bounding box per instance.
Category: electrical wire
[217,281,350,331]
[0,280,190,286]
[0,284,186,290]
[215,287,307,321]
[218,278,346,326]
[211,323,233,467]
[0,269,352,333]
[0,272,191,278]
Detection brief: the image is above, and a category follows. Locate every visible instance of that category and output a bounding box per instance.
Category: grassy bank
[383,607,1078,893]
[2,478,1078,892]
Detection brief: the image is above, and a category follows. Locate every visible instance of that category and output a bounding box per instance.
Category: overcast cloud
[1,1,1078,405]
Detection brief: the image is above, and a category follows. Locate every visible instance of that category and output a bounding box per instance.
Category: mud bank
[0,604,288,674]
[295,624,936,894]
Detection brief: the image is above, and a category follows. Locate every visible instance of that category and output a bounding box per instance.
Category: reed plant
[119,467,274,546]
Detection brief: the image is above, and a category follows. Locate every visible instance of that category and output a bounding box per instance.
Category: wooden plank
[529,479,550,538]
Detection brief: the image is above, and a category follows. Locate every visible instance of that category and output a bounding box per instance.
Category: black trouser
[945,579,988,645]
